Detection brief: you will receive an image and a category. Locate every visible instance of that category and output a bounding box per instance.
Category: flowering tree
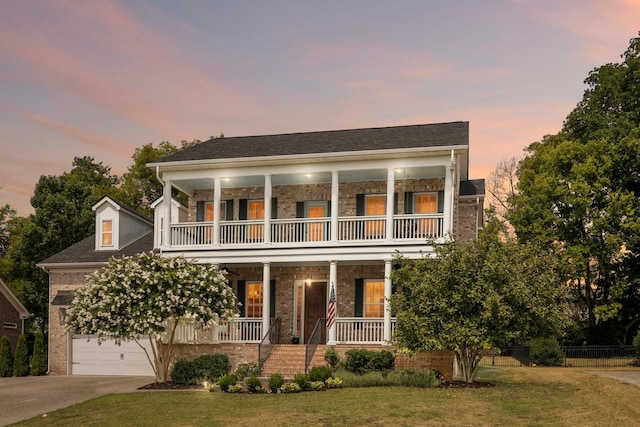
[65,252,238,383]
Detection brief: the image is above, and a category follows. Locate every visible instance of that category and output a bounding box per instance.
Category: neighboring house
[0,278,29,351]
[41,122,484,377]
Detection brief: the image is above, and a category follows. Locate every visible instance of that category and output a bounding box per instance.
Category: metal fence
[479,346,639,368]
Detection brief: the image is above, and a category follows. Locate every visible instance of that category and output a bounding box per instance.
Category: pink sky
[0,0,638,216]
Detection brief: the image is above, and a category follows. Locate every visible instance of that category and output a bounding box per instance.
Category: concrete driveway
[0,375,153,426]
[587,370,640,387]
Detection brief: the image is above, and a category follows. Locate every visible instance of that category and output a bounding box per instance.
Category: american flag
[326,282,336,329]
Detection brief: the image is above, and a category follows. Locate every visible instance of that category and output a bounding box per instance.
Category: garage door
[71,335,155,376]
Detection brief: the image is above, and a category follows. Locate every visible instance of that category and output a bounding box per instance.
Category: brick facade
[0,292,23,350]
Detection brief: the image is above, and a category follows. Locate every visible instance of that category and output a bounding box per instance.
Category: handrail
[304,317,325,373]
[257,318,280,375]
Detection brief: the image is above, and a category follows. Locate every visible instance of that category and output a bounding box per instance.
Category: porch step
[260,344,328,378]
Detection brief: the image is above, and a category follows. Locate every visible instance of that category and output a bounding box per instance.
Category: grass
[14,367,640,426]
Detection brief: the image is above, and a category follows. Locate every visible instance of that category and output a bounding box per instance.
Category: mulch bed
[140,380,495,390]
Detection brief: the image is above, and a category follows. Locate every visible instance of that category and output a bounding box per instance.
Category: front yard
[14,367,640,426]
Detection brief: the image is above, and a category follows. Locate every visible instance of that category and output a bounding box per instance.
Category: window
[204,201,226,242]
[248,200,264,241]
[245,282,263,318]
[364,280,385,317]
[365,195,386,237]
[414,193,438,236]
[101,220,113,246]
[307,202,327,241]
[3,322,17,329]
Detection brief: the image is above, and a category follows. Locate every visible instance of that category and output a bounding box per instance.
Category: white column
[213,177,221,245]
[385,168,395,241]
[162,179,172,247]
[328,260,337,344]
[383,259,393,344]
[262,262,271,344]
[331,171,339,242]
[443,165,454,238]
[264,175,272,244]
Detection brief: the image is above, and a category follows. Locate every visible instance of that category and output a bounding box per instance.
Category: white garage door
[71,335,155,376]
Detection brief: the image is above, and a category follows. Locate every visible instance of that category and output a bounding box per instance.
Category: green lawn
[14,367,640,426]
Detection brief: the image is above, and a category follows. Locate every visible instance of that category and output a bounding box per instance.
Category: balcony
[168,213,444,248]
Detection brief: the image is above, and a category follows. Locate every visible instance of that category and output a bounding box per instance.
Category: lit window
[307,202,327,241]
[248,200,264,241]
[204,201,226,242]
[102,220,113,246]
[364,280,385,317]
[365,195,386,237]
[414,193,438,236]
[246,282,263,318]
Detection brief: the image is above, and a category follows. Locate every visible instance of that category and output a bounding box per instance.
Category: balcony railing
[166,317,263,344]
[169,214,443,247]
[335,317,396,344]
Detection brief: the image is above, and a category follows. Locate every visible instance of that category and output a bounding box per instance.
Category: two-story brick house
[42,121,484,377]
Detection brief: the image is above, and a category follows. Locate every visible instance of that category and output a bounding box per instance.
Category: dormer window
[101,220,113,246]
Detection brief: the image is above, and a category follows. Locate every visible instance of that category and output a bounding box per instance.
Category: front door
[304,281,327,343]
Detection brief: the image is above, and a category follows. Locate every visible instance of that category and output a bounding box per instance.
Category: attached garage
[71,335,155,376]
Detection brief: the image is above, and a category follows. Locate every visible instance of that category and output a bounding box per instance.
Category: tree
[116,140,201,216]
[30,330,47,376]
[65,252,238,383]
[508,33,640,344]
[0,204,16,258]
[13,334,29,377]
[390,226,570,383]
[0,336,13,377]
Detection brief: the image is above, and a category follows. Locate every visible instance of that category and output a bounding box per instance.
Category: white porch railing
[168,214,443,247]
[166,317,263,344]
[334,317,397,344]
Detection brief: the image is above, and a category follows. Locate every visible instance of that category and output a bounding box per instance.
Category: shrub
[293,372,308,390]
[233,360,259,379]
[13,334,29,377]
[227,384,243,393]
[530,337,565,366]
[194,353,230,381]
[0,336,13,377]
[280,382,301,393]
[324,346,340,368]
[325,377,343,388]
[245,375,263,393]
[218,373,237,392]
[385,369,440,387]
[309,380,325,391]
[335,369,388,387]
[268,372,284,392]
[30,331,47,376]
[171,353,231,385]
[171,359,200,385]
[343,349,395,374]
[308,365,333,382]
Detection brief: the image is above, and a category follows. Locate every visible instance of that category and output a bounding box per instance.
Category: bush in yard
[13,334,29,377]
[30,330,47,376]
[530,337,565,366]
[633,330,640,365]
[343,349,395,374]
[308,365,333,382]
[293,372,308,390]
[0,336,13,377]
[324,346,340,368]
[309,380,325,391]
[194,353,230,382]
[280,382,301,393]
[268,372,284,392]
[385,369,440,387]
[233,361,259,379]
[218,373,237,392]
[245,375,263,393]
[171,359,200,385]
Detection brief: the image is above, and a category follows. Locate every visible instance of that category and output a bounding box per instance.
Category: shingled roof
[157,121,469,163]
[38,232,154,267]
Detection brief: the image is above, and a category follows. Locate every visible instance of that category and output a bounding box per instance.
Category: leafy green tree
[30,330,47,375]
[390,225,570,383]
[65,253,238,383]
[0,336,13,377]
[13,334,29,377]
[115,140,201,216]
[509,33,640,344]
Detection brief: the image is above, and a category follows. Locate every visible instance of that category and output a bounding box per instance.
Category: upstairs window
[101,220,113,246]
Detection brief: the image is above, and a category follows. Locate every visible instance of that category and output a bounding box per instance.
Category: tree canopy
[390,223,570,383]
[65,252,238,383]
[508,33,640,344]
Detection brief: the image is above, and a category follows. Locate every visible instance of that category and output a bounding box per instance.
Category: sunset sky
[1,0,638,216]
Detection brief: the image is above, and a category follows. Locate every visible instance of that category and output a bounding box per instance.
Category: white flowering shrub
[65,252,238,383]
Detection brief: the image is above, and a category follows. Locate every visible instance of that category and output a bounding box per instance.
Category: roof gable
[0,278,29,319]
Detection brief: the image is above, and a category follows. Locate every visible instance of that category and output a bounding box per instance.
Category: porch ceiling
[171,165,445,195]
